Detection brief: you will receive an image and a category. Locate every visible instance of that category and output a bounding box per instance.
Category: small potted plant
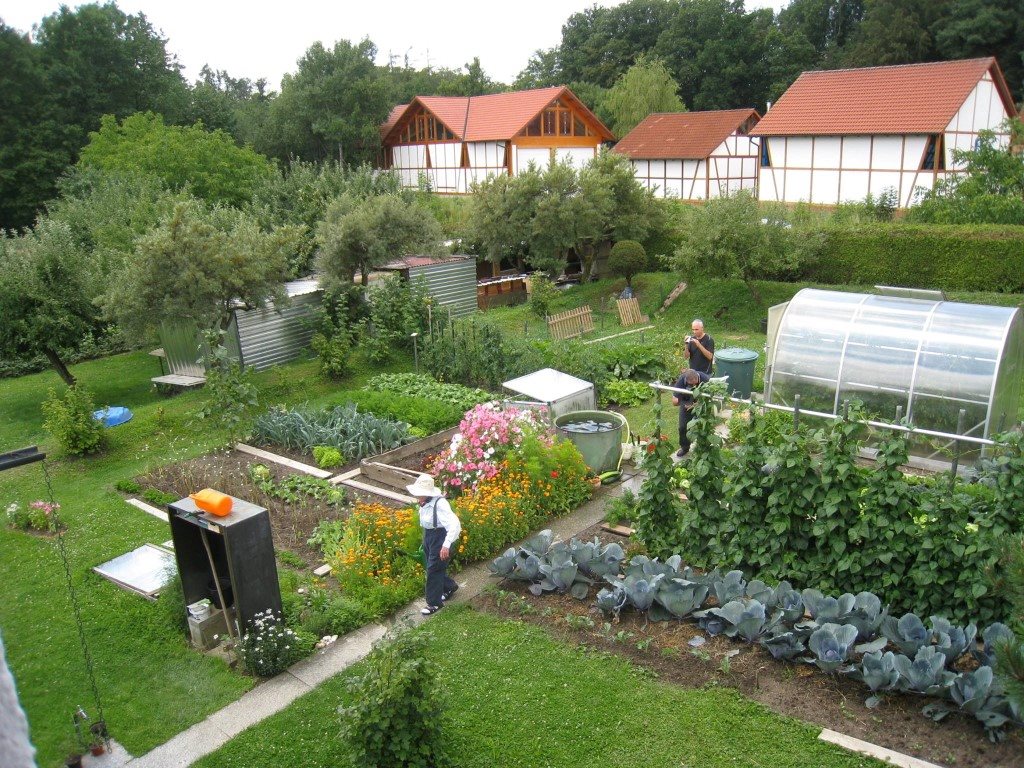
[89,721,108,755]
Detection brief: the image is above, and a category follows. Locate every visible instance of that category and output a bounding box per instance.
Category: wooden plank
[151,374,205,387]
[328,468,362,486]
[313,564,332,577]
[126,497,169,522]
[234,443,333,479]
[818,730,945,768]
[601,524,634,537]
[360,461,419,490]
[373,426,458,464]
[341,478,417,504]
[584,325,654,345]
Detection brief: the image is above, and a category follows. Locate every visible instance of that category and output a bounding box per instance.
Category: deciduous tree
[601,55,685,138]
[0,220,102,385]
[316,193,443,285]
[78,112,274,208]
[104,200,299,336]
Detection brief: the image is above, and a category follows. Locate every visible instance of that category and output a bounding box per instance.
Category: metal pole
[411,332,419,373]
[793,394,801,431]
[950,408,966,485]
[199,528,237,645]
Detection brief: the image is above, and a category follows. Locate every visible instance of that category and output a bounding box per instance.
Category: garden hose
[598,418,631,484]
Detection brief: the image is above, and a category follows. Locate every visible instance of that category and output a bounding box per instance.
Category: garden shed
[765,288,1024,458]
[154,279,322,384]
[380,255,477,319]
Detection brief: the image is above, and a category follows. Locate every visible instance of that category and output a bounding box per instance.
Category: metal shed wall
[408,257,477,318]
[233,290,321,371]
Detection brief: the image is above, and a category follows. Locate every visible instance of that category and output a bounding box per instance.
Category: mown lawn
[196,607,884,768]
[0,348,410,766]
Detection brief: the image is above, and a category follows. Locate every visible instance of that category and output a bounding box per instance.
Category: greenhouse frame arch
[766,288,1023,459]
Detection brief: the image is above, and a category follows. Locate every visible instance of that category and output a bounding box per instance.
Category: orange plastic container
[189,488,233,517]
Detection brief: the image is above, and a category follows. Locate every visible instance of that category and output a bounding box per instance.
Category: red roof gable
[380,104,407,139]
[381,87,613,144]
[752,58,1015,137]
[612,109,760,160]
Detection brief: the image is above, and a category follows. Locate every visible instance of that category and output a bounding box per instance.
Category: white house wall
[944,75,1012,167]
[426,142,461,193]
[553,147,596,167]
[629,132,758,200]
[465,141,506,191]
[514,146,551,174]
[760,134,938,208]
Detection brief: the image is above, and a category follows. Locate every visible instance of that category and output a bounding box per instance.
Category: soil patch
[474,553,1024,768]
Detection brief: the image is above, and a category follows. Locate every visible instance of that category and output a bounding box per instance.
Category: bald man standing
[684,319,714,375]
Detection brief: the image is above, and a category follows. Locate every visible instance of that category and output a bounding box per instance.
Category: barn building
[751,57,1016,208]
[611,109,761,200]
[379,86,614,193]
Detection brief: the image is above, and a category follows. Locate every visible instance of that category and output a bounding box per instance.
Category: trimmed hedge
[803,224,1024,292]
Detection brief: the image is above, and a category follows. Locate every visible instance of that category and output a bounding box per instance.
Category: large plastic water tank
[553,410,627,474]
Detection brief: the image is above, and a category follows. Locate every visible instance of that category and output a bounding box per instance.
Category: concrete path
[108,467,641,768]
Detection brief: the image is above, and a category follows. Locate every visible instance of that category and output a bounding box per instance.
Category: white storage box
[502,368,596,420]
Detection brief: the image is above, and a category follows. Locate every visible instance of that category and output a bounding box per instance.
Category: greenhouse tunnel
[766,288,1024,461]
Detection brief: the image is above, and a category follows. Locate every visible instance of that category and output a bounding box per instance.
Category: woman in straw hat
[406,473,462,615]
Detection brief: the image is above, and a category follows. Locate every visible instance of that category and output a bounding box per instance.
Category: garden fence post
[793,394,801,430]
[950,408,966,486]
[411,332,419,373]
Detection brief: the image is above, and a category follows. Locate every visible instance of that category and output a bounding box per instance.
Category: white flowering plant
[5,500,60,533]
[238,609,313,677]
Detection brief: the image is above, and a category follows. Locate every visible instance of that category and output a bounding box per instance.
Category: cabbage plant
[882,613,930,657]
[806,623,859,673]
[894,646,956,696]
[849,651,900,708]
[761,631,805,661]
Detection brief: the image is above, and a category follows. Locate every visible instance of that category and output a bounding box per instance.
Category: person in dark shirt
[685,319,715,375]
[672,368,710,458]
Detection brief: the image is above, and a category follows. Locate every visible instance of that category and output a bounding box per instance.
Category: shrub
[338,629,448,768]
[313,445,344,469]
[41,385,106,456]
[310,319,353,380]
[608,240,647,287]
[363,274,433,363]
[804,224,1024,292]
[115,478,142,494]
[239,609,313,677]
[197,335,258,430]
[527,272,558,318]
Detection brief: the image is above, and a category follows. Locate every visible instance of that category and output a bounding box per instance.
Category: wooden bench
[617,297,649,327]
[546,305,594,340]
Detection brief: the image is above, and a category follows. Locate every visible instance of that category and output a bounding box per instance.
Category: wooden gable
[389,102,459,145]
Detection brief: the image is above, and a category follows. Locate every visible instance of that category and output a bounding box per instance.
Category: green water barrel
[716,347,759,398]
[553,410,627,474]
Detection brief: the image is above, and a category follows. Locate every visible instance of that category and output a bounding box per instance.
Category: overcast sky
[4,0,789,89]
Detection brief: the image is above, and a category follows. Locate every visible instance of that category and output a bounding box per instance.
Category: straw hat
[406,473,442,498]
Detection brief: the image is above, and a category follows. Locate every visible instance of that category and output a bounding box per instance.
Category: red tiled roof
[381,87,613,144]
[612,109,760,159]
[380,104,407,138]
[752,58,1015,137]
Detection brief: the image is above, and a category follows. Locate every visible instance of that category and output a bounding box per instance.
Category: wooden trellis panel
[546,306,594,340]
[617,297,649,327]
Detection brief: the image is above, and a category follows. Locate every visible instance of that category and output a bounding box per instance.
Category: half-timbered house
[751,58,1016,208]
[611,109,761,200]
[379,86,614,192]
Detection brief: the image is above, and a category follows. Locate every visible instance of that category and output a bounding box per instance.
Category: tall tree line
[517,0,1023,117]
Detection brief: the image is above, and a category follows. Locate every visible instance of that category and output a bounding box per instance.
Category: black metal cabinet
[168,495,282,636]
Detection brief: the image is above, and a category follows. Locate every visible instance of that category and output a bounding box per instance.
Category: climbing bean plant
[634,397,1022,626]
